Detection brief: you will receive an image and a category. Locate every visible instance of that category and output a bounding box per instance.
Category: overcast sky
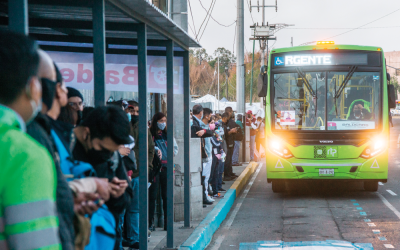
[187,0,400,57]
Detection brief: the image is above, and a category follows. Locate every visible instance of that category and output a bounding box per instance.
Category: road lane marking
[379,182,384,186]
[386,190,397,196]
[209,163,263,250]
[377,193,400,219]
[384,244,394,248]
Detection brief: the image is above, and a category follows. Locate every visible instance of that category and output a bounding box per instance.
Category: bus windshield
[273,71,381,131]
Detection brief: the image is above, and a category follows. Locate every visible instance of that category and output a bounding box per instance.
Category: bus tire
[272,180,285,193]
[364,181,378,192]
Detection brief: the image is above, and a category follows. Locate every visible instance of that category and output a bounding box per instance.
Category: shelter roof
[0,0,201,50]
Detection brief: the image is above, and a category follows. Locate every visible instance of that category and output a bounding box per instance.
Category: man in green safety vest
[0,30,60,249]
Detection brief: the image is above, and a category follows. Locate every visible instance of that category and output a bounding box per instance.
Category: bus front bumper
[266,150,388,183]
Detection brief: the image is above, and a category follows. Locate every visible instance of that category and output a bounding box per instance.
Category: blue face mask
[157,122,166,131]
[127,112,131,122]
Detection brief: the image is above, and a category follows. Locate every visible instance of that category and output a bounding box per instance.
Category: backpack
[51,130,96,181]
[234,124,244,141]
[85,205,116,250]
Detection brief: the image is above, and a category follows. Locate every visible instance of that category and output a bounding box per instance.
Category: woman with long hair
[148,112,178,231]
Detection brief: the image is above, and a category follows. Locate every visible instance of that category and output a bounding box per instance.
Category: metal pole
[166,39,174,248]
[137,23,149,250]
[168,0,172,18]
[183,50,191,228]
[217,56,220,112]
[8,0,28,35]
[249,38,255,105]
[92,0,106,107]
[236,0,245,114]
[261,40,266,67]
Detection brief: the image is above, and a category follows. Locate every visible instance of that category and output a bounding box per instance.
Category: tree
[390,75,400,100]
[190,48,212,65]
[213,47,236,72]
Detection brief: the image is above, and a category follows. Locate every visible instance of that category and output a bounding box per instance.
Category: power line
[245,0,255,24]
[188,0,198,41]
[199,0,217,41]
[287,26,400,30]
[196,0,215,40]
[233,20,237,55]
[198,0,236,27]
[300,8,400,45]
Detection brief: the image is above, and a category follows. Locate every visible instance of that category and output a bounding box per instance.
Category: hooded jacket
[0,105,60,250]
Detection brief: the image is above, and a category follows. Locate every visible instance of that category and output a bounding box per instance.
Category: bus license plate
[319,169,334,177]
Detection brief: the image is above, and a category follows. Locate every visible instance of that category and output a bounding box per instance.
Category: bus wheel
[272,181,285,193]
[364,181,378,192]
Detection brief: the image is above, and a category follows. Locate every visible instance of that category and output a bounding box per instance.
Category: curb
[179,162,260,250]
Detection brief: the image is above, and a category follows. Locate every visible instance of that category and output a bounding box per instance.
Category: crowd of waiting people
[190,105,265,205]
[0,30,266,250]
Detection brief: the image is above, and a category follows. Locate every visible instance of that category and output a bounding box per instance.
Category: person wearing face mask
[201,108,216,203]
[347,100,372,121]
[0,30,61,249]
[29,57,111,249]
[126,100,155,249]
[67,87,84,125]
[70,106,133,248]
[191,104,214,205]
[148,112,178,231]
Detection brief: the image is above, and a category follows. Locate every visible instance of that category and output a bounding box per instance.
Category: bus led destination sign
[275,54,332,67]
[273,53,369,67]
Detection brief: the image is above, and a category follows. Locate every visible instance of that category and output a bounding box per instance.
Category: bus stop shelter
[1,0,200,248]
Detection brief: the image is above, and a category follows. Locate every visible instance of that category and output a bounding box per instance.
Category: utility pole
[217,56,220,111]
[236,0,245,115]
[225,66,229,99]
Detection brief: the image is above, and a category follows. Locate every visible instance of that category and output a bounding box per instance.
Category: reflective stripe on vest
[8,227,59,249]
[4,200,56,225]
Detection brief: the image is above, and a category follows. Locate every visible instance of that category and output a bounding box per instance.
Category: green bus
[259,42,396,192]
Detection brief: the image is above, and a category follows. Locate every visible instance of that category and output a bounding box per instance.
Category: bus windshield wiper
[296,67,315,97]
[335,66,357,99]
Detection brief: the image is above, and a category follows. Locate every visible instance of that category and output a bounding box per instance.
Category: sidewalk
[148,162,259,249]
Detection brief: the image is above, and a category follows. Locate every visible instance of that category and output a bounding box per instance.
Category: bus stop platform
[145,161,260,250]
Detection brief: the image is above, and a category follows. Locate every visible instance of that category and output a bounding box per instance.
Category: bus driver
[348,100,372,121]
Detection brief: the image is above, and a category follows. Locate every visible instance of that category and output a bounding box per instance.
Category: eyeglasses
[68,102,83,109]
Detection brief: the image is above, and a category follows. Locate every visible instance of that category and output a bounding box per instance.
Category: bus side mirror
[387,73,391,82]
[257,72,268,97]
[388,84,396,109]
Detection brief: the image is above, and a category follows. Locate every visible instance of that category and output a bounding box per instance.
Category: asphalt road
[207,118,400,250]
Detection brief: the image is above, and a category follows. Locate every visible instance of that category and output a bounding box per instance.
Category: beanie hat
[67,87,84,101]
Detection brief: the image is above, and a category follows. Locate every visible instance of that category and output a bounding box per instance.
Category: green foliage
[214,47,236,73]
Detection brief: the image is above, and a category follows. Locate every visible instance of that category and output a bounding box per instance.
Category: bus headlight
[360,137,386,159]
[269,139,293,159]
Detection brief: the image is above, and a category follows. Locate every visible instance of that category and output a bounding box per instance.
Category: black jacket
[191,116,214,158]
[72,140,133,221]
[223,119,236,148]
[27,114,75,250]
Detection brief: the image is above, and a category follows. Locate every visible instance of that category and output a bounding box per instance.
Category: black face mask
[131,115,139,124]
[87,147,114,165]
[41,78,58,110]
